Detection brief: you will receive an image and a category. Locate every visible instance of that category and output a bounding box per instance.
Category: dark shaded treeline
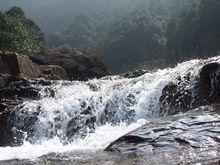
[46,0,198,73]
[1,0,220,73]
[47,0,220,73]
[167,0,220,59]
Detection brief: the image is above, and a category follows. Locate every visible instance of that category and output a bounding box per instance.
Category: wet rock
[0,107,12,146]
[6,104,43,145]
[30,47,109,80]
[105,106,220,153]
[0,75,55,146]
[159,78,192,116]
[159,63,220,116]
[40,65,69,80]
[87,82,100,91]
[0,75,40,101]
[0,99,24,146]
[0,74,10,88]
[99,98,136,125]
[29,78,53,86]
[0,58,10,74]
[120,70,148,78]
[196,62,220,104]
[66,106,96,140]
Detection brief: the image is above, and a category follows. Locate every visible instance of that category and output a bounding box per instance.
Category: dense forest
[0,0,220,73]
[0,7,46,54]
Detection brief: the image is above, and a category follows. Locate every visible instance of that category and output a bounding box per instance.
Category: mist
[0,0,190,34]
[1,0,219,74]
[0,0,148,34]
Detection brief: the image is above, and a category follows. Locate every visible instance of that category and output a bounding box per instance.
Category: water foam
[1,56,220,161]
[0,119,146,161]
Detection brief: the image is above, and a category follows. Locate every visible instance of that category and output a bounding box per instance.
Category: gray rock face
[105,105,220,154]
[31,47,109,80]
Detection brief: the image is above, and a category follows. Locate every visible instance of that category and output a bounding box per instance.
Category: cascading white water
[1,56,220,161]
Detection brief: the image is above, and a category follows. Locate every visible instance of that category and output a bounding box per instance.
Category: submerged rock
[159,81,192,116]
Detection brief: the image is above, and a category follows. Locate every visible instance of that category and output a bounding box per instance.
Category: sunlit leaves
[0,7,46,55]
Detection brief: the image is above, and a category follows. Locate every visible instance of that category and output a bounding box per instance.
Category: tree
[0,6,46,54]
[167,0,220,60]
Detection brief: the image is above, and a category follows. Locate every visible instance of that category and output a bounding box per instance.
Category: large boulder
[196,63,220,104]
[30,47,109,80]
[105,105,220,154]
[40,65,69,80]
[0,51,69,80]
[0,51,41,78]
[159,75,192,116]
[159,63,220,116]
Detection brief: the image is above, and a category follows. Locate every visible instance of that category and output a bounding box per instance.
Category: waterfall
[1,56,220,161]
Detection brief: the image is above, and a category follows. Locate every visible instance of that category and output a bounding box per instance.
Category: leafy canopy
[0,6,46,54]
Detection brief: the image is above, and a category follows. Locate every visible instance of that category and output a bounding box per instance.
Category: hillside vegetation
[48,0,220,73]
[0,0,219,73]
[0,7,46,55]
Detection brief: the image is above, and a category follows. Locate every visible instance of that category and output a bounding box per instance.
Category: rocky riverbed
[0,55,220,164]
[1,105,220,165]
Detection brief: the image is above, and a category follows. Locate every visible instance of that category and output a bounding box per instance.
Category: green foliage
[0,6,46,54]
[167,0,220,58]
[48,11,113,51]
[47,0,220,73]
[47,0,198,73]
[6,6,26,19]
[100,8,167,73]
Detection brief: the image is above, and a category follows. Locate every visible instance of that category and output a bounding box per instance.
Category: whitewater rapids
[1,56,220,161]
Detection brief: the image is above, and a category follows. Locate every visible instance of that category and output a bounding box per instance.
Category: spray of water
[1,56,220,160]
